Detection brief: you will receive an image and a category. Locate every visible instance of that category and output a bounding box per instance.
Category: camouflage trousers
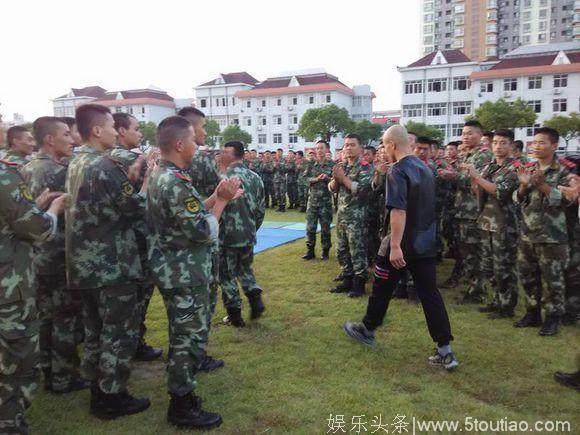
[565,236,580,317]
[518,241,569,317]
[441,210,459,257]
[480,230,518,309]
[81,283,139,394]
[274,180,286,206]
[306,201,333,251]
[287,182,298,206]
[263,181,274,208]
[37,274,83,391]
[0,298,39,434]
[457,219,485,298]
[297,182,308,209]
[219,246,261,310]
[336,215,368,280]
[136,279,154,347]
[159,285,208,395]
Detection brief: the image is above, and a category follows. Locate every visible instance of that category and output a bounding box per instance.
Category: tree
[470,98,536,131]
[297,104,355,142]
[352,119,383,145]
[404,121,444,143]
[543,113,580,148]
[140,122,157,147]
[221,124,252,145]
[204,119,220,148]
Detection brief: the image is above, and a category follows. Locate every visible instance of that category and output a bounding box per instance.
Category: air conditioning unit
[288,106,294,111]
[553,88,562,95]
[502,91,511,98]
[288,125,294,130]
[257,107,263,112]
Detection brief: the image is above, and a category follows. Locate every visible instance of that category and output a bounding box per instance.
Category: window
[553,98,567,112]
[258,134,267,144]
[246,100,251,108]
[427,78,447,92]
[273,133,282,144]
[528,76,542,89]
[424,13,434,22]
[326,95,331,103]
[539,21,547,31]
[289,134,298,144]
[538,33,546,42]
[261,116,267,126]
[523,23,531,33]
[453,76,470,90]
[554,74,568,87]
[427,102,447,116]
[480,81,494,93]
[141,107,145,114]
[246,118,252,126]
[451,124,463,137]
[486,47,498,57]
[222,98,226,106]
[404,80,423,94]
[232,97,235,106]
[261,99,266,107]
[452,101,472,115]
[308,95,314,104]
[292,96,298,105]
[504,78,517,91]
[290,115,298,124]
[526,123,540,137]
[277,98,282,106]
[200,99,207,108]
[523,11,531,21]
[215,98,220,107]
[403,104,422,117]
[527,100,542,113]
[274,115,282,125]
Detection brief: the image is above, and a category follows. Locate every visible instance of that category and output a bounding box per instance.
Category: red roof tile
[253,73,346,90]
[199,72,258,87]
[57,85,107,99]
[489,54,557,70]
[235,82,354,97]
[97,89,174,102]
[407,50,472,67]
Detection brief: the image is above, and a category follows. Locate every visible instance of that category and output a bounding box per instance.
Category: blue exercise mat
[253,221,334,254]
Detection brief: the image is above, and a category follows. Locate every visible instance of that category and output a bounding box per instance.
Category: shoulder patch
[175,171,192,183]
[184,196,201,213]
[121,180,135,196]
[19,183,34,201]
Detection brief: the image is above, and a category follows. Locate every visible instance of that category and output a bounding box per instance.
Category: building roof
[406,50,472,68]
[234,72,355,97]
[94,97,175,109]
[198,72,259,87]
[97,88,174,102]
[57,85,107,99]
[505,41,580,57]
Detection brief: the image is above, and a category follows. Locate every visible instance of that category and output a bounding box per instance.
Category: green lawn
[29,210,579,434]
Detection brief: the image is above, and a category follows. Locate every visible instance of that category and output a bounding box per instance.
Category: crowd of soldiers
[1,108,580,433]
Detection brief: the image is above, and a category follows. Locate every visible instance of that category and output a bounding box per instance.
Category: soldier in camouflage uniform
[467,130,520,318]
[513,127,571,336]
[65,104,150,419]
[0,158,66,434]
[285,150,298,209]
[364,146,382,267]
[261,151,275,208]
[218,141,266,327]
[147,115,238,429]
[302,140,334,261]
[296,151,309,212]
[329,134,372,298]
[273,148,287,211]
[248,149,262,176]
[3,126,35,168]
[20,117,88,394]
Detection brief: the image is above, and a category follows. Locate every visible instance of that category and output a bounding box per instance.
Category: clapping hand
[517,167,532,187]
[36,188,63,209]
[217,177,242,201]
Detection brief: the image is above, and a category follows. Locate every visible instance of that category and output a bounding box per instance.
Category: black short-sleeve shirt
[385,155,437,259]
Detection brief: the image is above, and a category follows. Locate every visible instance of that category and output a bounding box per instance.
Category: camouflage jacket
[147,159,218,289]
[20,152,68,276]
[188,150,220,199]
[476,157,519,234]
[248,159,262,176]
[297,160,310,187]
[65,145,144,290]
[1,160,55,305]
[334,158,372,221]
[285,160,298,184]
[514,157,570,244]
[439,158,459,212]
[454,146,493,220]
[305,158,334,206]
[260,161,274,183]
[220,161,265,248]
[3,150,30,168]
[273,160,286,182]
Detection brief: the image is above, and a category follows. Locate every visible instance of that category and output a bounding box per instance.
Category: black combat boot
[321,248,330,260]
[333,271,346,282]
[539,314,560,336]
[51,377,91,394]
[554,370,580,391]
[167,393,222,429]
[247,292,265,319]
[224,307,246,327]
[134,342,163,362]
[302,247,315,260]
[348,276,366,298]
[488,306,515,319]
[90,387,150,420]
[330,276,353,294]
[278,203,286,212]
[478,303,500,313]
[300,205,307,212]
[198,354,225,372]
[514,307,542,328]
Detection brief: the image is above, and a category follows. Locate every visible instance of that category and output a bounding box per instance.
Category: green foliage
[351,119,384,145]
[470,98,537,131]
[297,104,355,142]
[204,119,221,148]
[221,124,252,146]
[544,113,580,146]
[139,122,157,146]
[404,120,444,143]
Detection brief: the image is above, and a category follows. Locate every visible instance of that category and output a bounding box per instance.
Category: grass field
[29,209,579,434]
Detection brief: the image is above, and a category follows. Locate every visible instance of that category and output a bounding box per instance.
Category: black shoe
[321,249,329,260]
[302,249,315,260]
[457,293,484,305]
[392,284,408,299]
[539,315,560,336]
[330,277,353,294]
[168,393,222,429]
[333,272,346,282]
[247,292,265,320]
[134,343,163,362]
[90,388,150,420]
[300,206,307,212]
[343,322,375,346]
[224,307,246,327]
[514,309,542,328]
[348,276,366,298]
[198,355,225,372]
[440,277,459,289]
[51,377,91,394]
[488,307,515,319]
[478,304,499,313]
[554,370,580,391]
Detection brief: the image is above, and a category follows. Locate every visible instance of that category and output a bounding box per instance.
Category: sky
[0,0,421,122]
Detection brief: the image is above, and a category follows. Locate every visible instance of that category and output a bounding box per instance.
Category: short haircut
[156,116,192,151]
[364,145,377,155]
[224,141,245,159]
[483,131,494,140]
[345,133,362,145]
[464,119,483,132]
[75,104,111,141]
[445,141,458,148]
[513,140,524,152]
[316,139,330,149]
[535,126,559,144]
[416,136,432,145]
[177,107,205,125]
[6,126,29,148]
[277,148,283,152]
[264,150,271,154]
[59,116,76,128]
[493,129,514,142]
[113,112,136,131]
[288,150,296,155]
[296,151,304,157]
[33,116,65,145]
[407,131,418,137]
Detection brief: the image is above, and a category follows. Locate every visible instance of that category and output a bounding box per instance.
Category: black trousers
[362,255,453,347]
